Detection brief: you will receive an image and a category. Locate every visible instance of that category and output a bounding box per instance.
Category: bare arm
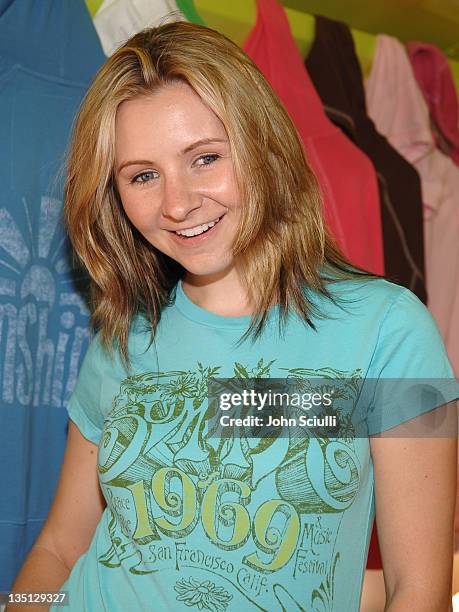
[370,408,457,611]
[7,420,106,610]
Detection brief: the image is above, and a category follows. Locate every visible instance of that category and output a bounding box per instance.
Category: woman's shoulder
[313,275,423,321]
[305,275,448,366]
[324,275,407,300]
[81,312,150,366]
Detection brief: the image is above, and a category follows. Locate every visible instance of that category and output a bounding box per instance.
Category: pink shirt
[243,0,384,275]
[407,42,459,168]
[366,35,459,377]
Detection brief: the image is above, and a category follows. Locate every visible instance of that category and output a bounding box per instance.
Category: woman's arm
[370,410,457,611]
[6,421,106,611]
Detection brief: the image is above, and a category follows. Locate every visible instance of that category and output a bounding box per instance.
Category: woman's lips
[169,214,225,246]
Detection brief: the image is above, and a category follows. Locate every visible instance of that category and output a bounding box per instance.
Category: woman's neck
[181,269,256,317]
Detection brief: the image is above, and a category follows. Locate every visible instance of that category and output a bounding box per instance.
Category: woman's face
[115,81,241,281]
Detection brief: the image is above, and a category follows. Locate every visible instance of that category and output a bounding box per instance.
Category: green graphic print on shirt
[96,359,363,612]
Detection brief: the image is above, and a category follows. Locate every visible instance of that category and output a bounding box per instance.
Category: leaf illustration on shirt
[311,551,340,611]
[99,509,139,568]
[272,584,304,611]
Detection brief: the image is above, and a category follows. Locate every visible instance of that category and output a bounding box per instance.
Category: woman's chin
[182,261,236,283]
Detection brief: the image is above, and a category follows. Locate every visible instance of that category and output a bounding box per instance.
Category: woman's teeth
[175,216,221,237]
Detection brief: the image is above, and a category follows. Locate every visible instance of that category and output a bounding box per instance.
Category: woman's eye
[195,154,220,166]
[131,171,157,184]
[130,155,219,185]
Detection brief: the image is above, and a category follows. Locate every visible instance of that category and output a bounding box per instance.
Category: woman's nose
[160,174,202,221]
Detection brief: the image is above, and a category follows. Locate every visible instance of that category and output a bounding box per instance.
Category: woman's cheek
[120,192,154,231]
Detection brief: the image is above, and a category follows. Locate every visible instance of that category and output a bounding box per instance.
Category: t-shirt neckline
[174,280,280,329]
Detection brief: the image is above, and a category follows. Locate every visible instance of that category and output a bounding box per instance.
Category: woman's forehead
[116,82,217,122]
[115,85,228,151]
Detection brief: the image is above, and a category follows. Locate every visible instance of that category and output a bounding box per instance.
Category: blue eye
[196,154,220,166]
[130,154,220,186]
[131,171,157,184]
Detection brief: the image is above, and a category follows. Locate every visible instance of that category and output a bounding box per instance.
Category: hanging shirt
[93,0,184,57]
[407,42,459,168]
[305,16,426,303]
[52,278,458,612]
[240,0,384,275]
[0,0,104,591]
[366,34,459,379]
[175,0,205,26]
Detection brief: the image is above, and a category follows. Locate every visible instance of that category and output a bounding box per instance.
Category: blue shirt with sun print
[0,0,105,589]
[53,278,458,611]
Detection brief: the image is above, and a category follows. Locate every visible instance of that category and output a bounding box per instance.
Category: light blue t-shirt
[55,278,458,612]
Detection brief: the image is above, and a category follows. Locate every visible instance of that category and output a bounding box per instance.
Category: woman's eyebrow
[117,137,228,174]
[182,137,227,154]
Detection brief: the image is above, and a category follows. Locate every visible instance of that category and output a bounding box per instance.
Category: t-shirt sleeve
[66,332,115,445]
[364,287,459,436]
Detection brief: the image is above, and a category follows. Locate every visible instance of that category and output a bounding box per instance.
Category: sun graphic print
[0,195,90,408]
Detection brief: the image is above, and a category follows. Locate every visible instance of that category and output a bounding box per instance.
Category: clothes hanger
[192,0,376,77]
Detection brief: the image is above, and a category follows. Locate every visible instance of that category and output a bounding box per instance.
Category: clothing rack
[86,0,459,89]
[194,0,459,87]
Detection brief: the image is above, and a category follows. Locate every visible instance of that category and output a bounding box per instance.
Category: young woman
[10,21,457,612]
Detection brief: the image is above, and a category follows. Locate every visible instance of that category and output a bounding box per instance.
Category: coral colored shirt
[243,0,384,276]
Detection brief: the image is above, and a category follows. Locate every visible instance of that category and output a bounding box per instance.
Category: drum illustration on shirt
[96,360,363,611]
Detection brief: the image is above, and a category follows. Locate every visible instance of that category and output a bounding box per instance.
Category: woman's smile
[168,214,225,246]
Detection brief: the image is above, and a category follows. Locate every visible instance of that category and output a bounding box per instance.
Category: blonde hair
[65,21,376,363]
